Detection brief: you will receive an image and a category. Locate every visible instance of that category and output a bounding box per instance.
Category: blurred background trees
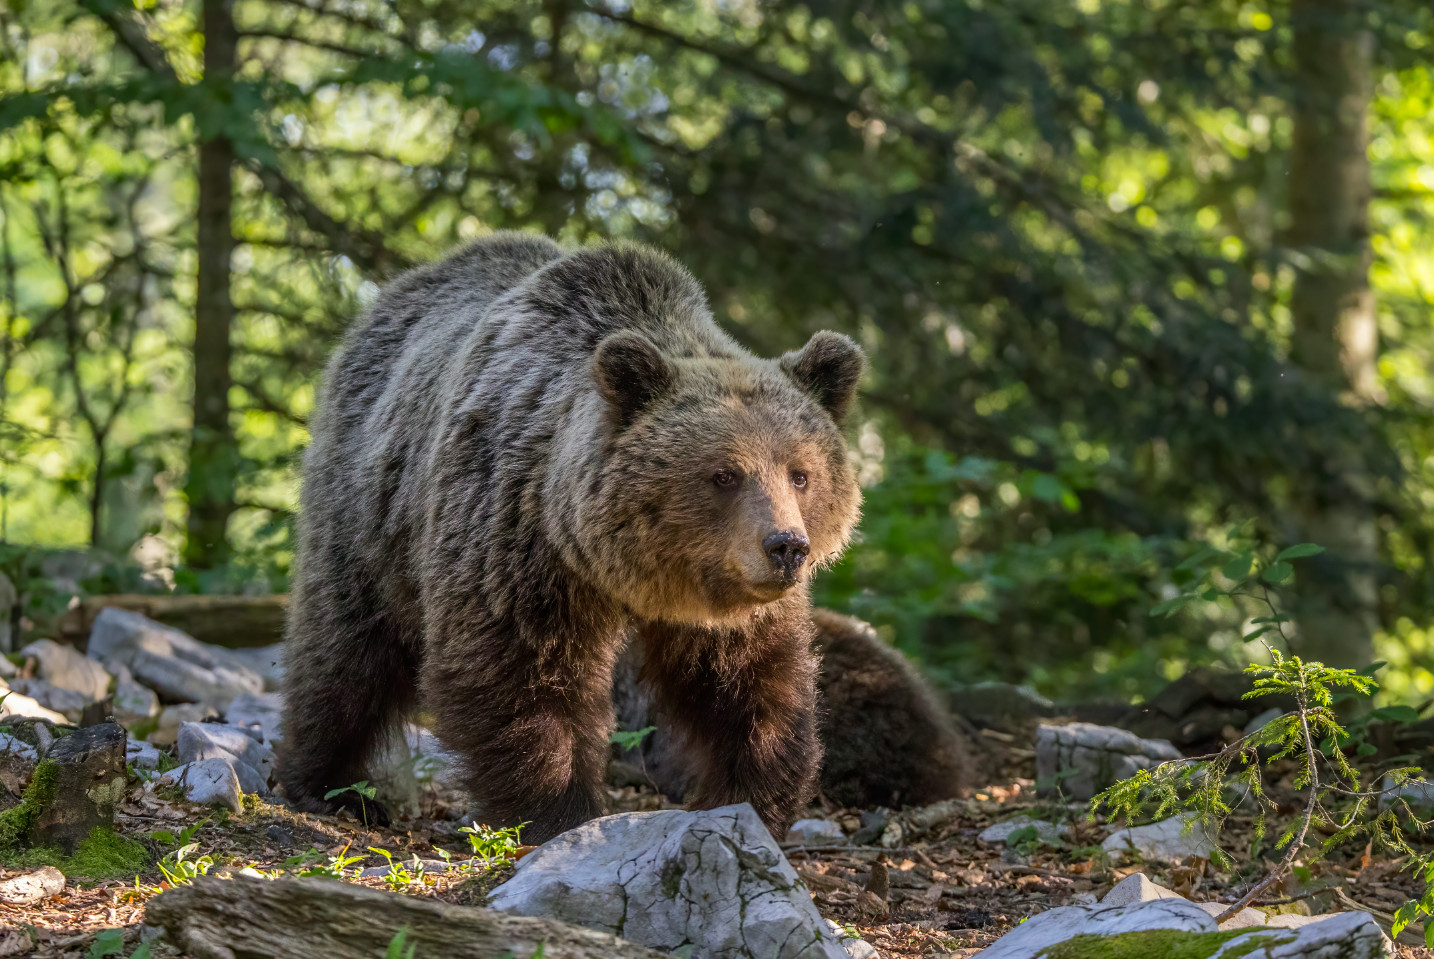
[2,0,1434,702]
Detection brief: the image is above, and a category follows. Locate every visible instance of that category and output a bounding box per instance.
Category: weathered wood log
[146,874,669,959]
[59,594,288,650]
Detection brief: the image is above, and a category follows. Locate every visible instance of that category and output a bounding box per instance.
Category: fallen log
[145,874,668,959]
[58,594,288,650]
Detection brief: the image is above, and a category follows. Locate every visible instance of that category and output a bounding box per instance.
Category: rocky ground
[4,601,1434,957]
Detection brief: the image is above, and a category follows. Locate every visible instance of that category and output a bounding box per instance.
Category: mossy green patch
[1,826,149,880]
[1035,928,1296,959]
[0,758,58,848]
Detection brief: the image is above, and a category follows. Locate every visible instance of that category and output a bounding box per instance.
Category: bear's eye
[713,469,740,489]
[790,470,808,489]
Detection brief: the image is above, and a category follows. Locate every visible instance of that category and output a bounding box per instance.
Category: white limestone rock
[786,818,845,844]
[5,678,89,722]
[87,608,263,706]
[489,804,847,959]
[147,703,219,747]
[156,758,242,811]
[1036,722,1181,800]
[0,866,65,904]
[224,692,283,745]
[0,681,69,724]
[1101,813,1219,863]
[19,638,111,701]
[177,721,273,792]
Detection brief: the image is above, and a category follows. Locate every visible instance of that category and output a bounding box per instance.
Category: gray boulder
[1036,722,1181,800]
[488,804,847,959]
[177,721,273,792]
[87,608,263,706]
[0,731,38,795]
[19,638,111,701]
[126,738,163,772]
[148,703,219,747]
[157,758,242,811]
[978,815,1068,845]
[0,681,69,724]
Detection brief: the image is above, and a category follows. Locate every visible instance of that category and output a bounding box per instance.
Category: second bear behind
[612,608,975,810]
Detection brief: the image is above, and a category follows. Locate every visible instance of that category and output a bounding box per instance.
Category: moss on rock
[1036,928,1296,959]
[2,826,149,880]
[0,758,58,848]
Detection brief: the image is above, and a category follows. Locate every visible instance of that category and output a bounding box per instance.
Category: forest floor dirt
[6,742,1434,958]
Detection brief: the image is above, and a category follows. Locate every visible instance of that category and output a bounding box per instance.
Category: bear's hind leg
[638,606,822,837]
[279,595,416,822]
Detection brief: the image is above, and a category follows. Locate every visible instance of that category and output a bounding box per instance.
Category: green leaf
[1261,562,1294,585]
[87,929,125,959]
[1276,543,1326,561]
[1373,705,1421,724]
[1150,595,1191,617]
[1356,741,1378,756]
[609,726,657,751]
[1222,551,1255,580]
[130,944,152,959]
[1176,545,1224,571]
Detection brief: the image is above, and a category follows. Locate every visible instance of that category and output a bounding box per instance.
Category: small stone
[157,758,242,811]
[177,722,273,793]
[786,818,845,844]
[979,816,1068,845]
[19,639,111,701]
[489,803,847,959]
[1101,813,1219,863]
[264,824,294,848]
[0,865,65,904]
[950,681,1056,731]
[1036,723,1181,801]
[1098,873,1184,907]
[224,692,283,744]
[125,738,163,772]
[148,703,219,747]
[358,858,451,878]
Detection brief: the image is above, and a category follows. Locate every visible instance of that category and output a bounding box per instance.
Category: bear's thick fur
[612,609,975,809]
[280,233,864,841]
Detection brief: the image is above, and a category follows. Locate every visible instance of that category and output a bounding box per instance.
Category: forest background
[2,0,1433,705]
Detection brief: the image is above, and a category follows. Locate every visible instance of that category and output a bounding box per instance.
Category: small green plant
[609,726,657,751]
[293,843,367,879]
[157,843,214,886]
[86,929,124,959]
[1004,824,1065,858]
[325,780,378,828]
[368,846,429,891]
[458,822,526,867]
[385,927,417,959]
[151,816,208,847]
[1095,541,1434,932]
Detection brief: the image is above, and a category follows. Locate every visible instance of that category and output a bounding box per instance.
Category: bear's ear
[780,331,865,423]
[593,331,676,427]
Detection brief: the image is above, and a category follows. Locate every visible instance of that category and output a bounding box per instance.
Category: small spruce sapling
[1093,542,1434,931]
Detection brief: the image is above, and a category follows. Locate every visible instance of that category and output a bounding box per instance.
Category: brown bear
[611,609,975,810]
[279,232,864,842]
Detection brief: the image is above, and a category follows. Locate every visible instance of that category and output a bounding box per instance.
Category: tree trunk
[184,0,238,569]
[1287,0,1378,667]
[146,874,670,959]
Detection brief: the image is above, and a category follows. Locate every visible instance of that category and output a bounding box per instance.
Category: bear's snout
[762,529,810,581]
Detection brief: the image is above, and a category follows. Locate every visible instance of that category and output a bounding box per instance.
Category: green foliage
[149,816,207,847]
[368,846,430,892]
[458,822,526,867]
[385,928,417,959]
[289,843,366,880]
[156,842,213,886]
[324,780,377,828]
[609,726,656,751]
[86,929,124,959]
[1033,929,1293,959]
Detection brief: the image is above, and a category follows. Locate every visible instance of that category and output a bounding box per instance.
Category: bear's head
[585,329,864,625]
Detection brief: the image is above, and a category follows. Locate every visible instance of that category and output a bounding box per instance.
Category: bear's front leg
[639,601,822,838]
[421,620,621,845]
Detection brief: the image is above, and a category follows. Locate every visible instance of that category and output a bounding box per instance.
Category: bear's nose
[763,530,810,579]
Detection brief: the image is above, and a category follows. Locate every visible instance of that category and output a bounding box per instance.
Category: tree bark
[1287,0,1378,668]
[146,874,669,959]
[184,0,239,569]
